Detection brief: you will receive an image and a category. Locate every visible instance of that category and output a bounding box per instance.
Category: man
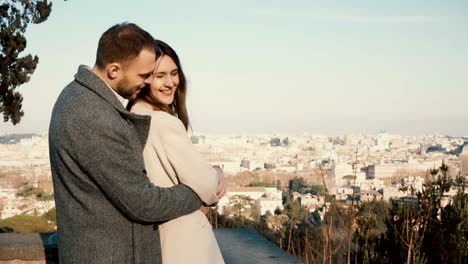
[49,23,220,263]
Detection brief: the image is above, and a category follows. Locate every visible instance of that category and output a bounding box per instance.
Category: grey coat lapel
[74,65,151,148]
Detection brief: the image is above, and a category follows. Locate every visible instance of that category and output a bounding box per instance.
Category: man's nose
[144,75,154,85]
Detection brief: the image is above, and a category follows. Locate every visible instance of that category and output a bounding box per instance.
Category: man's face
[115,48,156,100]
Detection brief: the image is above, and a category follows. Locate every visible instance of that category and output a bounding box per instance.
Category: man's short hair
[95,22,155,69]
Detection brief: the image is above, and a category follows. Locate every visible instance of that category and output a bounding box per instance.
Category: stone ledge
[0,233,57,263]
[0,229,301,264]
[214,229,302,264]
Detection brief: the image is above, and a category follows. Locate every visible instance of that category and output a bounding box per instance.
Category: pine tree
[0,0,52,124]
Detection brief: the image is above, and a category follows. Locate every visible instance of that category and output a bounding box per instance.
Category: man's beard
[115,77,138,100]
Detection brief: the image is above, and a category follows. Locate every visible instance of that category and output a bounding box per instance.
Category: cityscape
[1,132,467,221]
[1,131,468,263]
[1,0,468,263]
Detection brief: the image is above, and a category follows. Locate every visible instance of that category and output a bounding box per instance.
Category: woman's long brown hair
[129,40,190,130]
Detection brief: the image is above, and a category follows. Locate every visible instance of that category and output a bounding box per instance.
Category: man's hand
[214,165,226,199]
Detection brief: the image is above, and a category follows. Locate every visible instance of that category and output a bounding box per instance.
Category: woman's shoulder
[130,100,153,115]
[131,101,185,132]
[151,111,182,126]
[146,112,186,136]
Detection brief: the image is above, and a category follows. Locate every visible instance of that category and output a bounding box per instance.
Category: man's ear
[107,63,121,80]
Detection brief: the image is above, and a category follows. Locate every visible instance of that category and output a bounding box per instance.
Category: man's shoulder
[53,80,123,129]
[60,79,106,107]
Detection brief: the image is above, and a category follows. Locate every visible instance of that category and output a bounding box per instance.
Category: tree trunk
[328,216,333,264]
[406,235,413,264]
[323,223,328,264]
[305,227,309,264]
[354,231,359,264]
[287,222,293,253]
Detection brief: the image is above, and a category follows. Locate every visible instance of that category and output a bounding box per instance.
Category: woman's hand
[213,165,226,199]
[200,206,211,215]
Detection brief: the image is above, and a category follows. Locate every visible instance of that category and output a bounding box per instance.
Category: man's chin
[126,90,141,101]
[127,94,138,101]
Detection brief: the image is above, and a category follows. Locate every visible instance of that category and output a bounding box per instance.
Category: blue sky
[1,0,467,136]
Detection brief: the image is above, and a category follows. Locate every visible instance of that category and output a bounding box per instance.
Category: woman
[129,40,225,264]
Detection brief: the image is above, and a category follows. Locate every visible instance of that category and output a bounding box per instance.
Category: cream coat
[132,102,225,264]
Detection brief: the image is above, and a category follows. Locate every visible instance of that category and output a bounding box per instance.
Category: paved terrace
[0,229,302,264]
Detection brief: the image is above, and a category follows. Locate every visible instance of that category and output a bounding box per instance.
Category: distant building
[402,176,425,193]
[293,193,324,210]
[358,179,384,191]
[190,135,206,144]
[256,198,283,215]
[375,133,390,151]
[368,164,399,180]
[0,200,37,219]
[240,159,250,170]
[334,187,354,200]
[264,187,282,200]
[382,186,403,201]
[250,160,264,171]
[270,138,281,147]
[333,163,353,186]
[360,190,383,202]
[427,144,444,153]
[210,161,241,173]
[1,203,21,219]
[217,187,283,215]
[238,159,264,172]
[419,144,427,155]
[190,136,200,144]
[367,160,442,184]
[277,165,296,173]
[460,145,468,176]
[389,138,404,149]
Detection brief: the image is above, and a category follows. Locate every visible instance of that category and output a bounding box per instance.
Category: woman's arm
[159,113,219,205]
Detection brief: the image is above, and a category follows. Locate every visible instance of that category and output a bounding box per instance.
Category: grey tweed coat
[48,65,203,264]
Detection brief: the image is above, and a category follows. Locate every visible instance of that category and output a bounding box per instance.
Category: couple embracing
[49,22,225,264]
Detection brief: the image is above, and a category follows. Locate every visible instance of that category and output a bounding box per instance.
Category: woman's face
[150,55,179,106]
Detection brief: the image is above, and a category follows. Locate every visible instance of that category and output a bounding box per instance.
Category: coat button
[153,224,159,230]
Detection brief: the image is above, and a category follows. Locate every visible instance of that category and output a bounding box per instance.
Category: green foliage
[37,192,53,201]
[0,0,52,124]
[245,181,276,187]
[274,207,282,215]
[0,226,14,233]
[225,195,259,220]
[0,208,56,233]
[288,176,325,195]
[352,163,468,264]
[213,164,468,264]
[16,186,52,200]
[419,167,468,264]
[307,184,325,195]
[342,174,356,180]
[288,177,306,192]
[260,210,272,224]
[43,207,56,222]
[16,186,42,197]
[283,199,306,222]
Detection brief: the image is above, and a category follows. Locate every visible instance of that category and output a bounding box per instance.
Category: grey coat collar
[74,65,127,113]
[74,65,151,148]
